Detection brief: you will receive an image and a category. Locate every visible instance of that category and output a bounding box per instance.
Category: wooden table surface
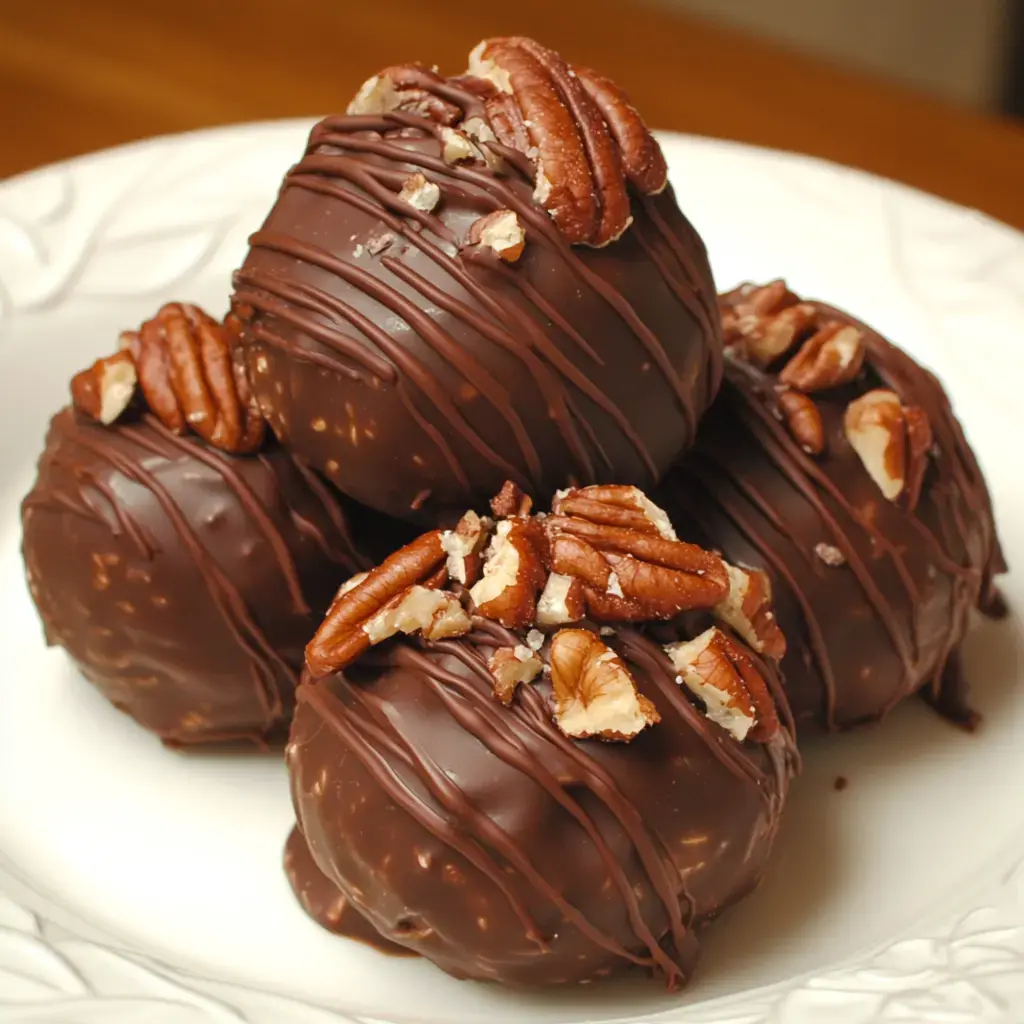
[3,0,1024,230]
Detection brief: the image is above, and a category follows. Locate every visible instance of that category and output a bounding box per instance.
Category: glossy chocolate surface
[21,408,400,745]
[287,622,796,987]
[233,74,721,523]
[658,294,1005,730]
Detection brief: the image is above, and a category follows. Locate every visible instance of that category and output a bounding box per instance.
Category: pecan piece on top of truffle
[71,303,265,454]
[305,530,468,677]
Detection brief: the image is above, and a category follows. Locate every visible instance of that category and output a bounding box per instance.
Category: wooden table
[3,0,1024,230]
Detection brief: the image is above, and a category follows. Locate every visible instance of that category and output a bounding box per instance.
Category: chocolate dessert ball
[21,304,403,746]
[286,486,796,987]
[232,37,722,523]
[657,282,1005,731]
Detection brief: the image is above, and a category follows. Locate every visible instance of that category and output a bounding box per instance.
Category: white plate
[1,124,1023,1024]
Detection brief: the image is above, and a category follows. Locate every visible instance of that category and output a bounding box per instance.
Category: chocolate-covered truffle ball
[21,406,395,746]
[232,37,721,523]
[287,620,796,987]
[657,282,1005,731]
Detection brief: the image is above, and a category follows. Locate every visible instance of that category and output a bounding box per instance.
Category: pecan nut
[465,209,526,263]
[778,321,865,392]
[115,303,265,453]
[714,563,787,659]
[664,627,780,742]
[488,645,543,706]
[469,518,547,629]
[347,64,463,125]
[843,389,931,507]
[441,510,490,587]
[719,281,808,366]
[777,389,825,455]
[490,479,533,518]
[306,531,467,677]
[544,485,729,623]
[71,351,138,425]
[549,628,660,741]
[467,37,661,247]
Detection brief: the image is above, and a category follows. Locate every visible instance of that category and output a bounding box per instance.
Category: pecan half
[469,518,547,629]
[441,510,490,587]
[573,66,667,195]
[778,321,865,392]
[544,487,728,623]
[306,531,466,677]
[553,485,677,540]
[714,563,786,660]
[71,351,138,425]
[719,281,809,366]
[465,209,526,262]
[665,627,780,742]
[777,389,824,455]
[549,629,659,741]
[468,37,656,247]
[488,645,543,706]
[843,389,930,506]
[114,303,265,453]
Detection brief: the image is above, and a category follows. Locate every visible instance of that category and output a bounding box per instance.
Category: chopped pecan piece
[536,572,586,627]
[549,629,659,741]
[778,322,865,392]
[71,351,138,425]
[488,645,543,706]
[469,519,546,628]
[306,531,465,676]
[490,480,533,518]
[714,563,786,659]
[466,210,526,263]
[346,64,462,125]
[844,389,931,506]
[665,627,780,742]
[777,389,824,455]
[441,510,490,587]
[398,173,441,213]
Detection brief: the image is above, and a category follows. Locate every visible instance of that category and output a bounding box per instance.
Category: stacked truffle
[20,33,1005,993]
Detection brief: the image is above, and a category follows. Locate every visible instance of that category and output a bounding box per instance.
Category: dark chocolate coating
[287,624,796,987]
[21,408,403,746]
[657,297,1005,731]
[232,89,721,523]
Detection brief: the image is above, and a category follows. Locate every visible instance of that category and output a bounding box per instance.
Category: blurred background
[1,0,1022,226]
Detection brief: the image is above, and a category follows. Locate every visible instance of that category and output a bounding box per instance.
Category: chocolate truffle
[232,37,722,523]
[285,485,796,987]
[656,282,1005,731]
[21,304,405,746]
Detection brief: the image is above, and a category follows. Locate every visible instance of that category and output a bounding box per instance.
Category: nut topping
[490,480,533,518]
[665,627,780,742]
[777,389,824,455]
[469,519,547,629]
[466,210,526,263]
[714,563,787,659]
[398,173,441,213]
[71,351,138,425]
[549,629,659,741]
[553,485,677,540]
[440,127,478,165]
[347,64,462,125]
[843,389,911,502]
[778,322,865,392]
[73,304,265,454]
[544,487,729,622]
[441,510,490,586]
[488,645,543,705]
[306,530,462,677]
[536,572,586,626]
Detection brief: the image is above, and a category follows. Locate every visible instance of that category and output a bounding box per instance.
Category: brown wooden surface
[2,0,1024,229]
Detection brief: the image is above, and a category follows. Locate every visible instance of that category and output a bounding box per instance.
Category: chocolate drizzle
[658,294,1005,730]
[232,74,720,522]
[21,408,383,745]
[288,622,795,986]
